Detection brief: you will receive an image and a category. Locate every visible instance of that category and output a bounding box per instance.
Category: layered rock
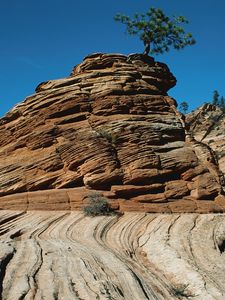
[0,53,225,212]
[187,103,225,174]
[1,211,225,299]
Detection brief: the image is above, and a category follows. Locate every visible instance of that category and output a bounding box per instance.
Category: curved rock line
[0,211,225,299]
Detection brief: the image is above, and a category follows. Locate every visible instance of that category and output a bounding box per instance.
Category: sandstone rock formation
[187,103,225,175]
[0,53,225,212]
[0,211,225,299]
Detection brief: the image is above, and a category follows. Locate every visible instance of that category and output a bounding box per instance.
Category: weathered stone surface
[0,211,225,299]
[0,53,224,212]
[165,180,189,199]
[190,173,221,200]
[187,103,225,176]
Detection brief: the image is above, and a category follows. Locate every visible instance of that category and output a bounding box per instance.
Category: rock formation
[0,211,225,299]
[187,103,225,175]
[0,53,225,212]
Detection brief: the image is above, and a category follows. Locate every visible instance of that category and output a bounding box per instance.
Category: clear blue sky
[0,0,225,116]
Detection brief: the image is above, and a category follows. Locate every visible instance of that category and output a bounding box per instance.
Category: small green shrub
[171,284,193,299]
[96,128,117,145]
[83,193,113,217]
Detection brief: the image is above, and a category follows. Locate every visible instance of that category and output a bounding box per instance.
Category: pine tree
[114,7,196,55]
[179,101,189,114]
[213,90,219,106]
[220,96,225,112]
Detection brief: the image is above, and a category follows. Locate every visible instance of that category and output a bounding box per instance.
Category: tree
[114,7,196,55]
[220,96,225,112]
[179,101,189,114]
[212,90,219,106]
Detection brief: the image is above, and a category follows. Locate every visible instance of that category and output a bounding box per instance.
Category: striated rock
[187,103,225,176]
[0,211,225,299]
[0,53,225,212]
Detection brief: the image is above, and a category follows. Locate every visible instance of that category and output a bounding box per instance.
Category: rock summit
[0,53,224,212]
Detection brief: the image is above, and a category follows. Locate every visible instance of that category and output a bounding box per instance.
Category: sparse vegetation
[213,90,219,106]
[221,96,225,111]
[96,128,118,145]
[212,90,225,112]
[179,101,189,114]
[83,193,113,217]
[171,284,194,299]
[114,7,195,55]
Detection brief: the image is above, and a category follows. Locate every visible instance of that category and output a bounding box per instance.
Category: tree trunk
[143,42,150,55]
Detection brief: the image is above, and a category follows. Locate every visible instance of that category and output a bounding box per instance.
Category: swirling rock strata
[0,211,225,299]
[0,53,225,212]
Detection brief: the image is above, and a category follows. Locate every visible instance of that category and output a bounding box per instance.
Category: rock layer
[0,211,225,299]
[187,103,225,175]
[0,53,225,212]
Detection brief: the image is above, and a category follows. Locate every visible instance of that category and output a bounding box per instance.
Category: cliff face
[0,53,225,212]
[187,103,225,174]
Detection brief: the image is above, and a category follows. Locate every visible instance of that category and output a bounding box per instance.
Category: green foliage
[97,128,118,145]
[179,101,189,114]
[171,284,194,299]
[213,90,219,106]
[220,96,225,112]
[212,91,225,112]
[83,193,113,217]
[114,7,196,55]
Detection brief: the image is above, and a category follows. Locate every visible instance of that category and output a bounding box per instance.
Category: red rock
[132,193,167,203]
[187,103,225,176]
[111,184,164,198]
[165,182,189,200]
[168,199,197,213]
[215,195,225,210]
[0,53,224,213]
[195,201,223,214]
[190,173,221,200]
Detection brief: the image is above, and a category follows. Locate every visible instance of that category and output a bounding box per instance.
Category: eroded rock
[0,53,224,212]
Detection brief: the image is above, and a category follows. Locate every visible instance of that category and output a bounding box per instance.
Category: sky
[0,0,225,116]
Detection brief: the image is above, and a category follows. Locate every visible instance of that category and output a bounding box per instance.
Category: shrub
[171,284,194,299]
[97,128,117,145]
[83,193,113,217]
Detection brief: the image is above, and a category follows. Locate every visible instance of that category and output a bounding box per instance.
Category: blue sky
[0,0,224,116]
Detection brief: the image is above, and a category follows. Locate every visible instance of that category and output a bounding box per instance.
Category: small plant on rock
[83,193,113,217]
[171,284,194,299]
[179,101,189,114]
[97,128,118,145]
